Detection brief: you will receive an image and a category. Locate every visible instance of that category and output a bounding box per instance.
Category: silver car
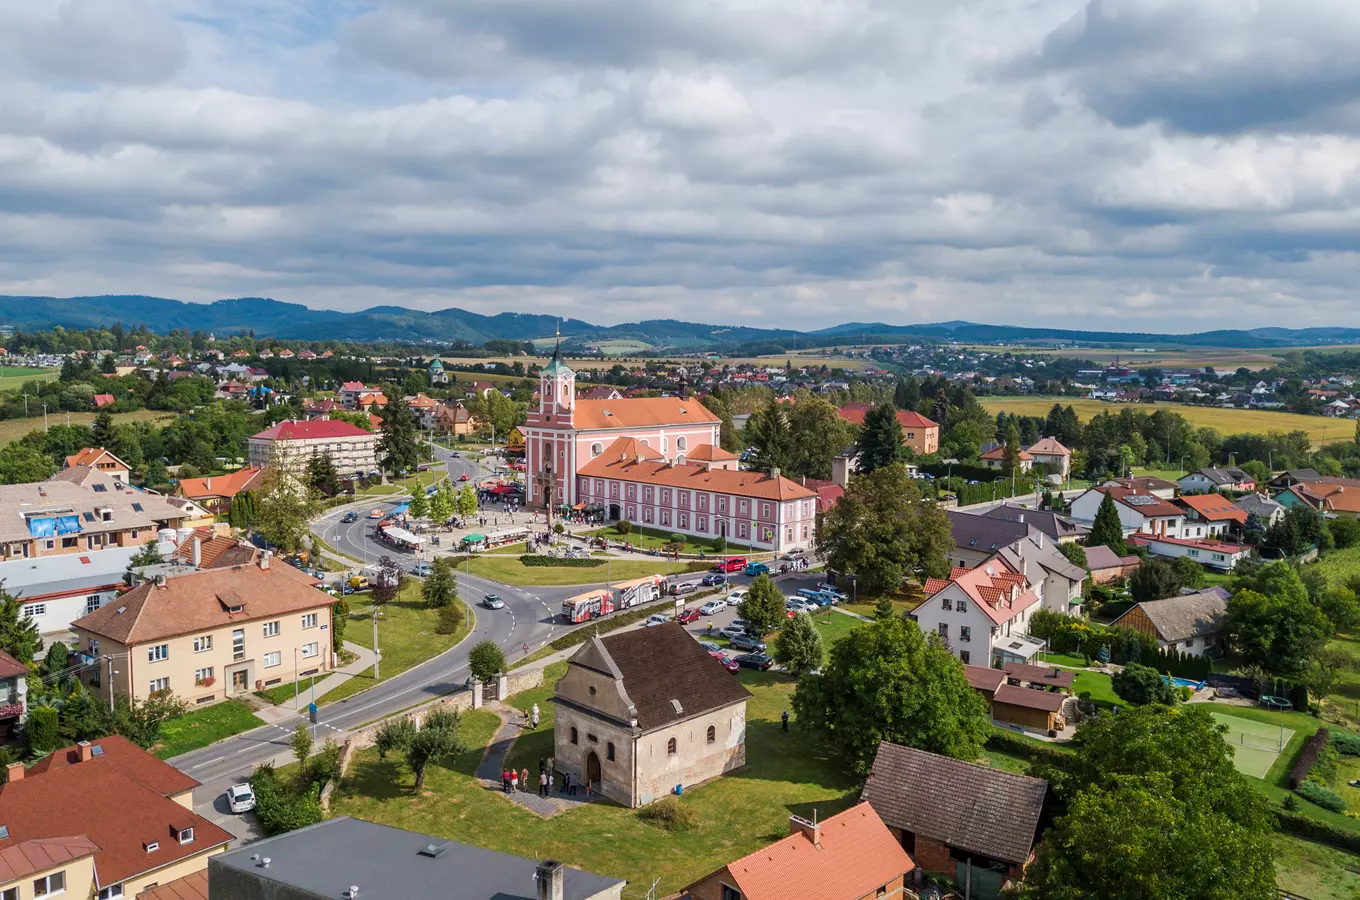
[482,594,505,609]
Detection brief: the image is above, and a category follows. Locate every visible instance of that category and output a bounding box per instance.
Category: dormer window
[178,827,194,845]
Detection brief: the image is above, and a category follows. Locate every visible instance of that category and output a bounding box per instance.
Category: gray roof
[947,510,1031,554]
[980,504,1084,542]
[861,742,1048,865]
[209,817,625,900]
[1114,588,1229,643]
[1083,544,1132,571]
[0,480,185,544]
[1184,466,1250,486]
[1236,493,1285,519]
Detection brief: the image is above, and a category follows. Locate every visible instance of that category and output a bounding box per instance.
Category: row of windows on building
[146,613,320,663]
[147,643,319,696]
[568,725,718,756]
[8,528,143,557]
[580,481,810,522]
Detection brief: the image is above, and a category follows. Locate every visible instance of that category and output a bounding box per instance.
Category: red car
[708,650,741,674]
[677,607,701,624]
[458,474,471,481]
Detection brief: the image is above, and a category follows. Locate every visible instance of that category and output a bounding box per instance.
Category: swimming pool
[1164,676,1206,690]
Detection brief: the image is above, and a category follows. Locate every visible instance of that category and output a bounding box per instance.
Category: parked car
[482,594,505,609]
[727,589,748,604]
[744,561,770,576]
[816,583,847,601]
[699,600,727,616]
[786,598,815,613]
[669,581,700,596]
[676,607,702,624]
[697,640,723,654]
[701,573,728,587]
[715,556,748,573]
[226,783,256,814]
[728,633,767,652]
[730,619,754,632]
[708,650,741,674]
[342,511,359,523]
[734,652,774,671]
[718,624,750,639]
[642,614,671,628]
[411,561,433,577]
[796,589,834,608]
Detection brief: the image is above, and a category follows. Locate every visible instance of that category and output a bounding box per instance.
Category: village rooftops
[1092,485,1184,518]
[176,466,266,501]
[835,403,938,430]
[1177,493,1248,523]
[71,556,326,645]
[1109,588,1230,644]
[946,509,1032,553]
[555,397,721,431]
[0,480,184,545]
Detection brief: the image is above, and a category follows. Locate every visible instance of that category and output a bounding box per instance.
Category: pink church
[524,347,817,553]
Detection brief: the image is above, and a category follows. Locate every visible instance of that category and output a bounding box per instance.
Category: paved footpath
[473,702,601,818]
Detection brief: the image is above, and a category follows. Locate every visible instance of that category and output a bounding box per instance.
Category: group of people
[499,754,594,799]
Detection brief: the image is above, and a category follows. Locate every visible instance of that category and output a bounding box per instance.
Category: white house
[913,559,1043,668]
[1178,467,1256,495]
[1128,534,1251,571]
[1070,486,1187,538]
[1109,588,1230,656]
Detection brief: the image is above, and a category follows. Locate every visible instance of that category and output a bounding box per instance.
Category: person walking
[781,710,790,732]
[520,768,529,792]
[539,770,548,797]
[510,769,519,792]
[531,704,540,728]
[548,772,554,794]
[502,769,511,793]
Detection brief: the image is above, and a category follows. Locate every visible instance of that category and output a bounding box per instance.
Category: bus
[562,589,615,624]
[614,575,665,609]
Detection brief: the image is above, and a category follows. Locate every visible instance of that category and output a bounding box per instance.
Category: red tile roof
[0,836,99,884]
[64,447,127,470]
[1025,437,1071,456]
[836,403,938,430]
[1176,493,1248,523]
[981,445,1033,461]
[922,559,1039,625]
[4,738,230,885]
[0,649,28,681]
[684,443,737,461]
[176,466,266,501]
[578,438,816,501]
[251,419,373,441]
[29,736,200,795]
[707,803,913,900]
[138,869,208,900]
[559,397,720,431]
[93,393,117,407]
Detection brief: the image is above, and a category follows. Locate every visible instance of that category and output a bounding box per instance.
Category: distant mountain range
[3,294,1357,352]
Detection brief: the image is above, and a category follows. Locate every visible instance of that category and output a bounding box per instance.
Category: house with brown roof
[1108,587,1230,656]
[980,444,1033,473]
[962,664,1074,734]
[175,466,267,516]
[836,403,939,455]
[1101,474,1179,499]
[677,803,914,900]
[0,736,231,900]
[63,447,132,481]
[71,554,333,705]
[1083,543,1141,583]
[1176,493,1248,538]
[553,622,751,808]
[913,558,1043,668]
[1277,478,1360,519]
[433,401,480,436]
[861,742,1049,900]
[1022,437,1072,477]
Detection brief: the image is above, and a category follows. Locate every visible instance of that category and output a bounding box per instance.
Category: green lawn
[1325,633,1360,729]
[1274,833,1360,900]
[582,525,751,555]
[503,663,568,778]
[809,611,865,662]
[1318,546,1360,587]
[322,589,474,705]
[463,555,708,586]
[1131,466,1187,483]
[153,700,263,759]
[330,669,860,893]
[1038,652,1090,668]
[1072,671,1120,708]
[256,672,333,706]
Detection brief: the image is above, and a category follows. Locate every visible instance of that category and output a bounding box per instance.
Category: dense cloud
[1,0,1358,330]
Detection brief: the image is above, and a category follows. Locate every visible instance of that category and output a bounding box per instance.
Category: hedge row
[1297,780,1347,813]
[518,555,606,568]
[1275,808,1360,854]
[1290,728,1331,790]
[985,729,1070,766]
[251,764,323,836]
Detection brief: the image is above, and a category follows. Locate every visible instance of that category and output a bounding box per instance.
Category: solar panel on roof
[1125,495,1160,506]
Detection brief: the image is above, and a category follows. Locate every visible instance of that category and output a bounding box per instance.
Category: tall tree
[1087,492,1127,555]
[856,403,904,473]
[91,411,115,448]
[1001,421,1022,476]
[738,574,787,635]
[1018,705,1276,900]
[455,484,479,520]
[793,615,990,773]
[785,398,853,480]
[407,486,429,520]
[1129,558,1183,605]
[306,451,341,496]
[372,555,406,606]
[745,398,794,473]
[421,557,458,609]
[773,611,825,677]
[1223,588,1331,675]
[376,395,420,477]
[468,640,507,683]
[254,459,317,553]
[894,376,921,412]
[0,591,42,665]
[817,464,953,594]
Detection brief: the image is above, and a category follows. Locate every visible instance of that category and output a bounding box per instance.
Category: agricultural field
[0,408,172,445]
[0,366,58,391]
[978,397,1340,444]
[963,344,1288,371]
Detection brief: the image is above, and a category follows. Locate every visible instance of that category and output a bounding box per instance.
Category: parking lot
[666,569,844,660]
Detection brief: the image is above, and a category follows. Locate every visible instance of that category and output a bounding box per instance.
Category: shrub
[1290,728,1331,789]
[250,763,323,836]
[436,603,464,635]
[1332,730,1360,757]
[1276,807,1360,854]
[468,640,507,683]
[518,555,605,568]
[713,535,727,553]
[27,707,60,754]
[637,796,700,832]
[1296,780,1348,814]
[615,520,633,535]
[1112,663,1179,706]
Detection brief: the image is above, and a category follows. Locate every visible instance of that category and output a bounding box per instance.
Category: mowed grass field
[979,397,1339,444]
[0,367,58,391]
[0,408,171,445]
[962,345,1288,371]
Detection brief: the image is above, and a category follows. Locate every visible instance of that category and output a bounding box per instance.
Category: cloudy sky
[1,0,1357,332]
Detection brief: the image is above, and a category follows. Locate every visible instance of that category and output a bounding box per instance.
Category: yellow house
[1,736,231,900]
[72,553,334,705]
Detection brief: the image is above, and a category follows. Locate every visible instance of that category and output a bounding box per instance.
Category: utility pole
[105,656,115,712]
[372,606,381,680]
[294,647,300,706]
[42,403,48,432]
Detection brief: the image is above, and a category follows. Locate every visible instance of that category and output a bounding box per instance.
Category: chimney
[770,467,781,480]
[789,813,821,848]
[536,859,565,900]
[5,762,22,783]
[155,574,167,588]
[192,538,202,568]
[260,551,271,571]
[205,477,211,491]
[77,740,93,762]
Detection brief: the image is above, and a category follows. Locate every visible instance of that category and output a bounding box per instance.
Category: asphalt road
[172,443,730,839]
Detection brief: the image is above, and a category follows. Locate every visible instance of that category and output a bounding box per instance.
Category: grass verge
[154,700,263,759]
[464,555,708,586]
[256,673,334,706]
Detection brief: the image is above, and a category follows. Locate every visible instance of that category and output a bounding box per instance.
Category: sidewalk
[473,702,603,818]
[253,640,377,725]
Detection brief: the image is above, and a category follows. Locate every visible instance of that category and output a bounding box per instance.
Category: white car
[642,614,671,627]
[699,600,727,616]
[786,597,815,613]
[226,783,256,814]
[727,589,748,604]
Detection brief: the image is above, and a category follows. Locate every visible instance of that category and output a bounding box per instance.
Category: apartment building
[0,480,187,564]
[247,418,377,476]
[1,736,231,900]
[71,554,333,705]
